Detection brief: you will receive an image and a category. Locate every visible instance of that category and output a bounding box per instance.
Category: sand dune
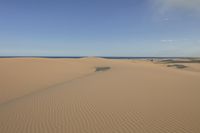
[0,58,200,133]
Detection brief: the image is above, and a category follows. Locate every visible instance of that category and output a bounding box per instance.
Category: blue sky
[0,0,200,57]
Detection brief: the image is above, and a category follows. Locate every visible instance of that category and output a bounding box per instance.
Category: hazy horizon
[0,0,200,57]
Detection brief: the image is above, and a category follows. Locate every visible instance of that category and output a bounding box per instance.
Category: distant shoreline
[0,56,199,60]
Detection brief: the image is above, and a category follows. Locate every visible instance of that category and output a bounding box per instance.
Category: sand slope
[0,58,200,133]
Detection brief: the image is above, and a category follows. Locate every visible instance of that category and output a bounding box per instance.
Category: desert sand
[0,57,200,133]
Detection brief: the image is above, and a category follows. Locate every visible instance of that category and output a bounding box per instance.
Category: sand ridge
[0,58,200,133]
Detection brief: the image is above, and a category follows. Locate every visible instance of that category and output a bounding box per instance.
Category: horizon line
[0,56,199,59]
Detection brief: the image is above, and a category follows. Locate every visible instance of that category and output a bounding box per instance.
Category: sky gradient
[0,0,200,57]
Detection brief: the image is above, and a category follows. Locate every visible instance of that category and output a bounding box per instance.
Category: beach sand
[0,58,200,133]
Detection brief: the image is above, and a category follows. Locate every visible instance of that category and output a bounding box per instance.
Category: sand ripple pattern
[0,65,200,133]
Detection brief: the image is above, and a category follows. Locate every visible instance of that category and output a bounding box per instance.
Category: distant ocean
[0,56,191,60]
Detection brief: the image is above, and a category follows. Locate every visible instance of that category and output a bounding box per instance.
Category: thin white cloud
[161,40,174,42]
[152,0,200,13]
[163,18,169,21]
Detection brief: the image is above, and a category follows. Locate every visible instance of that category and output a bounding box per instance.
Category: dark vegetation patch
[167,64,187,69]
[95,67,111,72]
[160,59,200,64]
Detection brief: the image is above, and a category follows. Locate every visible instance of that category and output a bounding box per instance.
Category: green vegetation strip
[95,67,111,72]
[167,64,187,69]
[160,59,200,64]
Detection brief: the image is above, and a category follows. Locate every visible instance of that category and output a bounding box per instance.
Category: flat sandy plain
[0,57,200,133]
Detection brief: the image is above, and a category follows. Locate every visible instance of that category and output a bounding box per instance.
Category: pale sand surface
[0,58,200,133]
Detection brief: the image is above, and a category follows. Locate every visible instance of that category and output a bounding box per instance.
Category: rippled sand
[0,58,200,133]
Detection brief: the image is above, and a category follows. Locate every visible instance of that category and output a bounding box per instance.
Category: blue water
[0,56,190,60]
